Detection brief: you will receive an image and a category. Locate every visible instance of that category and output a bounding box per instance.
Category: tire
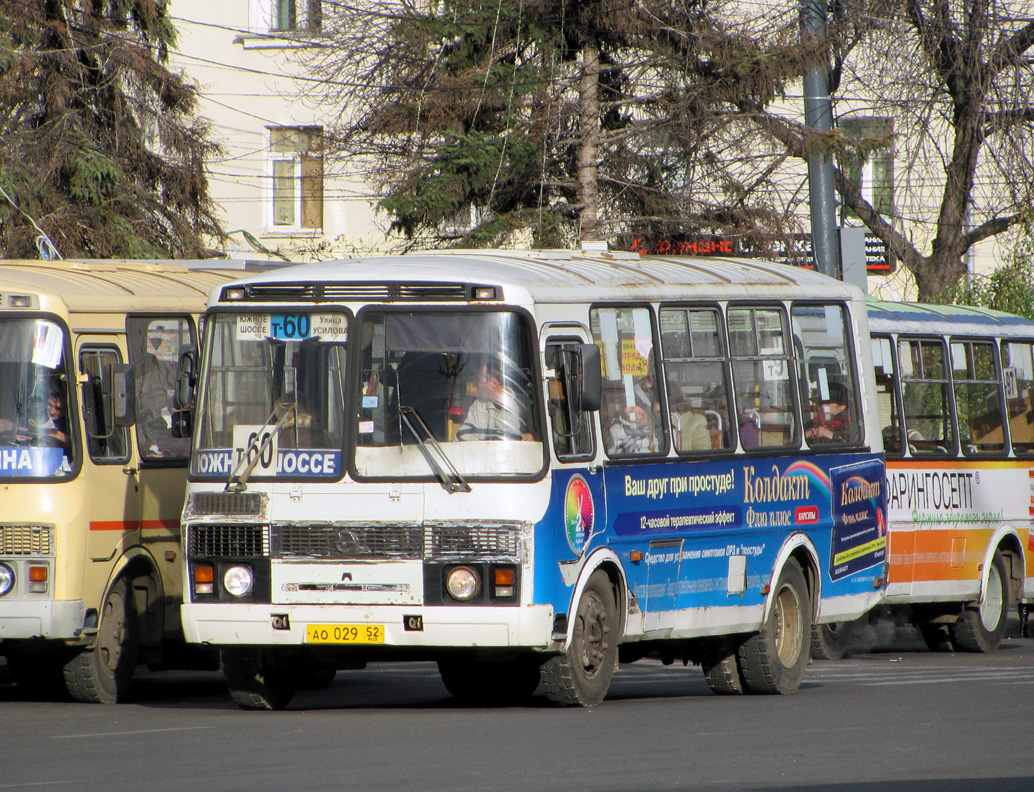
[918,623,954,652]
[438,656,541,705]
[810,618,860,661]
[738,559,811,695]
[952,551,1009,653]
[63,578,139,703]
[700,639,747,695]
[221,648,295,711]
[540,570,619,707]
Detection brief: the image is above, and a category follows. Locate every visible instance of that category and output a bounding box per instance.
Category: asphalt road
[1,618,1031,792]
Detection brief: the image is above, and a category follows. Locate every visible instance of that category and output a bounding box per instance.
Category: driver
[21,381,70,446]
[457,360,534,441]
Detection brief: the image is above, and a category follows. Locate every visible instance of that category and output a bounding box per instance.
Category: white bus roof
[868,299,1034,341]
[0,259,244,313]
[217,249,865,305]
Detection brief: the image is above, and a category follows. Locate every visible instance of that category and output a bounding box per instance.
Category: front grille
[274,524,424,559]
[224,281,491,303]
[0,525,53,556]
[189,491,264,517]
[430,524,520,557]
[189,524,268,557]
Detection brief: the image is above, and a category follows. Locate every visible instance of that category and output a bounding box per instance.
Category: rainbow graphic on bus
[565,474,595,554]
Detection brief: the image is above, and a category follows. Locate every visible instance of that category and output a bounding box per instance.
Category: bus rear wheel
[540,570,618,707]
[952,551,1009,653]
[810,617,861,661]
[738,559,811,694]
[700,638,747,695]
[221,648,295,711]
[63,577,139,703]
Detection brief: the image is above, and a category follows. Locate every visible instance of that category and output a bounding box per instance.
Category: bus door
[78,340,140,593]
[125,316,196,617]
[542,331,606,571]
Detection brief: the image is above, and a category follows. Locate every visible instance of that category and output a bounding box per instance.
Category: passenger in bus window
[805,381,853,443]
[457,361,534,441]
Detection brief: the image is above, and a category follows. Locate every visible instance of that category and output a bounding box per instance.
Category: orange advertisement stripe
[887,459,1032,471]
[89,519,179,532]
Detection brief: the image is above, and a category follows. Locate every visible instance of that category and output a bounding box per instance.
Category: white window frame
[267,126,324,233]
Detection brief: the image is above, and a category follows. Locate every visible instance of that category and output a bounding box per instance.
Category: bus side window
[659,306,733,452]
[127,316,195,461]
[590,306,666,457]
[729,306,796,449]
[899,338,956,455]
[545,340,596,461]
[80,347,130,463]
[791,303,862,447]
[951,340,1005,456]
[1002,340,1034,456]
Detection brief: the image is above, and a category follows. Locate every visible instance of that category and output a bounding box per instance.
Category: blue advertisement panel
[829,458,887,580]
[537,453,886,615]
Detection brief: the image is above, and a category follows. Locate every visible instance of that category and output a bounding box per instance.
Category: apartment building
[169,1,387,261]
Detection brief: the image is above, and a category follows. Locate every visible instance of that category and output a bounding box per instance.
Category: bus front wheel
[540,570,618,707]
[63,577,139,703]
[221,648,295,710]
[738,559,811,694]
[952,551,1009,653]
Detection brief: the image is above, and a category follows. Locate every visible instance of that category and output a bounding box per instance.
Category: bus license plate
[305,624,385,644]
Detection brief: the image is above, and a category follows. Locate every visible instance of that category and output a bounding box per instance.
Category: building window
[270,127,324,230]
[272,0,321,32]
[841,116,894,217]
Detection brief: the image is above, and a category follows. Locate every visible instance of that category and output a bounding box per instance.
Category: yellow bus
[0,260,245,702]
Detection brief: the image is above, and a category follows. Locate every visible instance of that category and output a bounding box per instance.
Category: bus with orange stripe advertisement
[0,260,247,702]
[811,301,1034,659]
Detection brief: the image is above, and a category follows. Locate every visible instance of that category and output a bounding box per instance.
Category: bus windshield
[193,311,348,480]
[354,309,544,479]
[0,318,74,478]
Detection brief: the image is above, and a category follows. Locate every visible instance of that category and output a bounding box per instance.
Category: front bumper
[181,601,555,649]
[0,600,85,640]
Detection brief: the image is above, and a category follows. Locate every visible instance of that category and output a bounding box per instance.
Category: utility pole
[800,0,841,280]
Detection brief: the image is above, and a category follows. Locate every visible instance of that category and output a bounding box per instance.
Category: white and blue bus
[179,249,888,709]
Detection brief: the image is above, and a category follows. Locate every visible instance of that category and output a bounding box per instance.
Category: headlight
[445,565,480,602]
[223,565,254,597]
[0,563,14,596]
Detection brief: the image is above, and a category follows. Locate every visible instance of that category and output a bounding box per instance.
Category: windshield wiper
[225,402,297,492]
[399,406,471,494]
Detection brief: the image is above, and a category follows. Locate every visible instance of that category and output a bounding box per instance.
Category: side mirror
[173,347,199,438]
[112,364,136,427]
[576,344,602,412]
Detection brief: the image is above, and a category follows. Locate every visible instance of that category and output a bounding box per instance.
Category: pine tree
[0,0,223,259]
[309,0,808,249]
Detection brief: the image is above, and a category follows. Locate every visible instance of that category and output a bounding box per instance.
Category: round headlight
[445,565,480,602]
[0,563,15,597]
[223,565,254,598]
